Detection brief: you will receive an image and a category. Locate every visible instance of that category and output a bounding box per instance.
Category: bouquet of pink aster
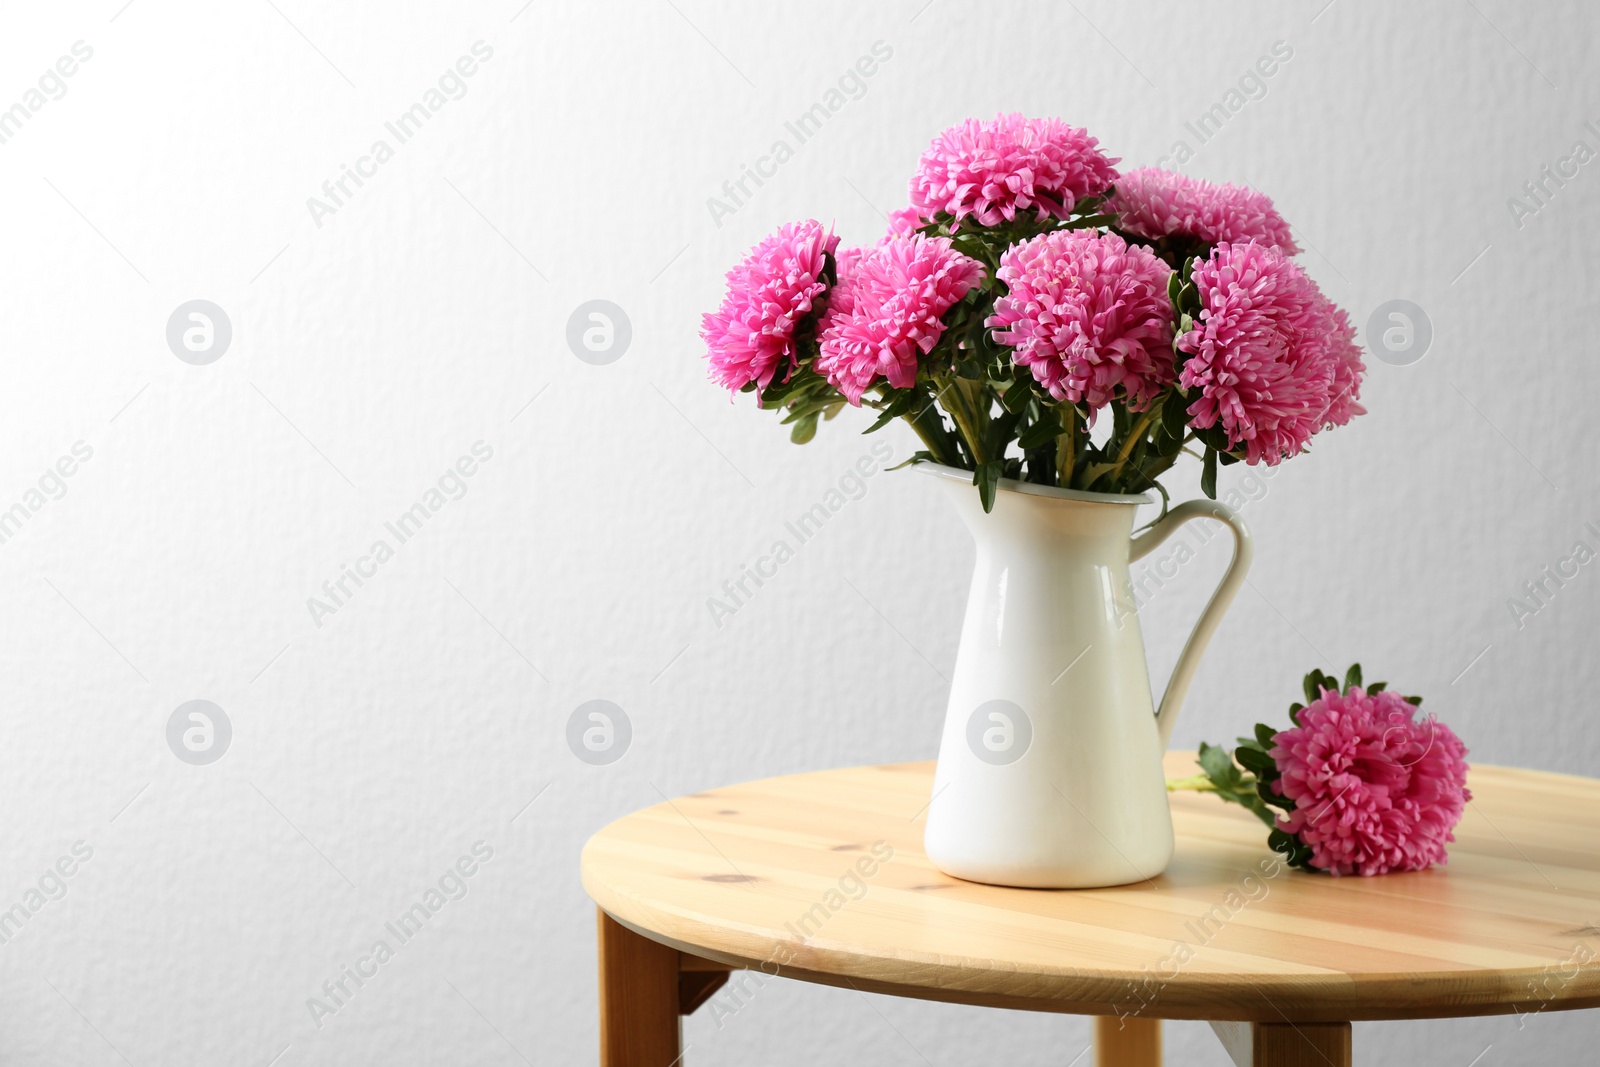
[701,113,1365,510]
[1170,666,1471,876]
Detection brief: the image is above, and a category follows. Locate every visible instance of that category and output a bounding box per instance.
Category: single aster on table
[815,235,985,405]
[987,230,1175,413]
[1175,665,1471,877]
[701,219,838,396]
[904,112,1120,230]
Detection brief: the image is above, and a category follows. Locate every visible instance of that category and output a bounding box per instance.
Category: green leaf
[1201,446,1217,499]
[1287,701,1305,725]
[975,460,1003,513]
[1195,424,1233,454]
[1191,741,1279,826]
[1405,695,1423,707]
[779,398,829,424]
[1254,722,1278,749]
[1258,784,1295,812]
[983,408,1023,462]
[1062,212,1117,230]
[1017,415,1060,451]
[964,299,992,353]
[1234,746,1273,777]
[1001,380,1033,414]
[789,412,819,444]
[1197,741,1238,785]
[1160,389,1189,439]
[1343,663,1363,691]
[1111,401,1129,441]
[1268,828,1319,871]
[951,234,989,265]
[1367,681,1387,695]
[887,451,933,471]
[863,409,897,434]
[864,391,915,433]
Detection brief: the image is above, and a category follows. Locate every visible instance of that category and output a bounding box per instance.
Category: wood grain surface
[582,752,1600,1022]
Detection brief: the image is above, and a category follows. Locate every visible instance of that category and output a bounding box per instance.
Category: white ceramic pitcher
[920,464,1252,888]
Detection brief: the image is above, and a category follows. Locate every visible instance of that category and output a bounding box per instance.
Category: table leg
[596,909,733,1066]
[598,909,683,1066]
[1094,1016,1160,1066]
[1210,1020,1351,1066]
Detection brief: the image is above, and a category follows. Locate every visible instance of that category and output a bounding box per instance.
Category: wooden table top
[581,751,1600,1023]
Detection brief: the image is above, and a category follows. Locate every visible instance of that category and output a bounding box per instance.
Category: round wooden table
[581,751,1600,1065]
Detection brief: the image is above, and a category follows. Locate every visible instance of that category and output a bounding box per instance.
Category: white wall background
[1,1,1595,1063]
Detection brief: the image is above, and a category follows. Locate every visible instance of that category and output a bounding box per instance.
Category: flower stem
[1055,406,1078,488]
[938,374,987,465]
[1116,408,1161,463]
[1165,773,1218,793]
[903,397,960,468]
[1107,406,1161,485]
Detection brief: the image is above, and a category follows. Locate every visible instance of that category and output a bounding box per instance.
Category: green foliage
[1200,446,1217,499]
[1194,741,1274,827]
[788,412,819,444]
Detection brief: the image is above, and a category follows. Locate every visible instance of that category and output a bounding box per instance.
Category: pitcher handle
[1128,500,1253,749]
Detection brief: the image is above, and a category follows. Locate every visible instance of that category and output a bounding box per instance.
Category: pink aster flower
[907,113,1120,230]
[816,235,984,404]
[887,206,923,237]
[1111,167,1300,254]
[1270,686,1470,877]
[1178,241,1363,463]
[987,230,1175,411]
[701,220,838,395]
[825,245,868,319]
[1321,304,1367,428]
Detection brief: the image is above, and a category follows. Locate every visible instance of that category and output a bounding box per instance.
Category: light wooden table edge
[584,876,1600,1024]
[597,906,1360,1067]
